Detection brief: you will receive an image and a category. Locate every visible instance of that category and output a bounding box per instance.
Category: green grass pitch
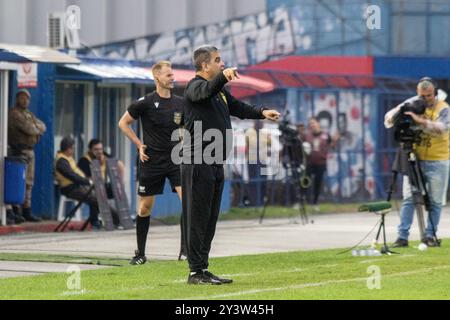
[0,240,449,300]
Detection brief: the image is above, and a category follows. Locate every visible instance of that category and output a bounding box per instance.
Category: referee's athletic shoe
[130,250,147,265]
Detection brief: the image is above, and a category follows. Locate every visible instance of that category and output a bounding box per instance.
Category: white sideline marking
[172,267,309,283]
[172,263,362,283]
[359,254,417,264]
[181,265,450,300]
[173,273,255,283]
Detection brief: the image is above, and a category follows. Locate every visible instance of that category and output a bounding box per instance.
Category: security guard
[182,45,280,285]
[8,89,46,222]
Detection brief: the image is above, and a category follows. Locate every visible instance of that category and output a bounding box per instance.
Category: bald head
[417,80,436,107]
[417,80,435,92]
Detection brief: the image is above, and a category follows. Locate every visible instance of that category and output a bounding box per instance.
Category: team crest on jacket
[154,102,160,108]
[173,112,182,125]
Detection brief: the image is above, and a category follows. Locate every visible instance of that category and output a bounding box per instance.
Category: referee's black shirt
[127,91,184,154]
[183,72,265,163]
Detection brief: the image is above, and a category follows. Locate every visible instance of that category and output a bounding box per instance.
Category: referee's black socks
[136,215,150,256]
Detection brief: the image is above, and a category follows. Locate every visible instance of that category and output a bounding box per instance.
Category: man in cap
[7,89,46,222]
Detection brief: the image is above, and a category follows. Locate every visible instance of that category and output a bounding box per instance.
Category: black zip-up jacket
[183,72,266,164]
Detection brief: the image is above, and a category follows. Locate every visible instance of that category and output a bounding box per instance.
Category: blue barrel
[4,156,27,205]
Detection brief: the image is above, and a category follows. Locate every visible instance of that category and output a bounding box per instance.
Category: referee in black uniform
[119,61,185,265]
[182,45,280,284]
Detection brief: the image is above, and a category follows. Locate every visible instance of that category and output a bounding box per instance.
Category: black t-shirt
[127,92,184,153]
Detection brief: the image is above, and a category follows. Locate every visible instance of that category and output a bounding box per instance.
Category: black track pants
[181,164,224,272]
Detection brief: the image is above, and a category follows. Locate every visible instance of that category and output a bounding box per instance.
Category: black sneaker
[392,238,408,248]
[14,213,25,224]
[11,206,25,224]
[424,237,440,247]
[130,250,147,265]
[203,270,233,284]
[22,208,41,222]
[187,272,222,285]
[6,209,17,225]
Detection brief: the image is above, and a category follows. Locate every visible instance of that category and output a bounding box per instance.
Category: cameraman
[384,78,450,247]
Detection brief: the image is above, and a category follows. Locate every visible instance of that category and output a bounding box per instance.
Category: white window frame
[1,68,13,226]
[97,83,132,202]
[54,81,94,159]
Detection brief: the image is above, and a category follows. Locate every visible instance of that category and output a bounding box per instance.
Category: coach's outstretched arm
[223,90,280,121]
[185,71,230,102]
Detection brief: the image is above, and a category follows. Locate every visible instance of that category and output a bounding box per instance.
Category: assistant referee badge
[173,112,182,125]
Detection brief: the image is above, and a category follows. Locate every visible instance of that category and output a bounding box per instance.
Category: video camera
[278,110,312,189]
[278,110,309,167]
[279,112,301,146]
[393,96,427,144]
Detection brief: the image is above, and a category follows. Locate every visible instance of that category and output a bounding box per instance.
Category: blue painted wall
[13,62,231,219]
[374,56,450,79]
[31,63,56,218]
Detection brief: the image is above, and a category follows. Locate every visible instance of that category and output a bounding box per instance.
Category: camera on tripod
[279,111,310,166]
[258,110,312,225]
[278,111,311,188]
[392,96,427,143]
[386,94,441,247]
[279,122,301,159]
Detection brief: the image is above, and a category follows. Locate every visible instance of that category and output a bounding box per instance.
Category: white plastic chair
[57,195,82,222]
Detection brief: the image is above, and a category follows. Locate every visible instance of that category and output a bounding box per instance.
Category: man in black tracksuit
[182,45,280,285]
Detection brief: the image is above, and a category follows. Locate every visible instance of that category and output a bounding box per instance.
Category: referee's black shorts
[138,152,180,197]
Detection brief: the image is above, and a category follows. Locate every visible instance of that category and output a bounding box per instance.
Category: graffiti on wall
[302,91,377,200]
[92,7,299,66]
[89,1,389,65]
[225,90,378,204]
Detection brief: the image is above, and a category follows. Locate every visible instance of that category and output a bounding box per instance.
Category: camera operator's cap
[16,89,31,99]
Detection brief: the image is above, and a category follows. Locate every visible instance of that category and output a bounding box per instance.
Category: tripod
[381,142,440,246]
[259,139,310,225]
[359,201,396,254]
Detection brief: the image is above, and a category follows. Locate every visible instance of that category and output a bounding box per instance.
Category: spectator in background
[303,117,339,211]
[78,138,125,227]
[78,138,125,194]
[55,136,117,229]
[7,89,46,223]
